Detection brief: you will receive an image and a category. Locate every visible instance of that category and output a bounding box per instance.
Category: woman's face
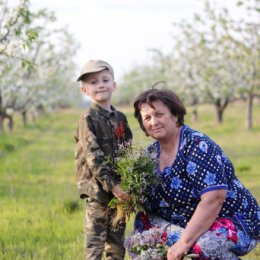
[140,100,178,141]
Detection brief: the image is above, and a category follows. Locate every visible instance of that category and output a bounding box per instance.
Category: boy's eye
[89,80,96,84]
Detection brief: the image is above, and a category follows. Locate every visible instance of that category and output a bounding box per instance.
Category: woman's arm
[167,189,227,260]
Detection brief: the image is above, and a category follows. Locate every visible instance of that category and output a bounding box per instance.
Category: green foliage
[0,109,84,260]
[108,144,159,226]
[19,3,32,24]
[115,145,159,194]
[21,59,34,70]
[25,29,38,45]
[0,143,15,153]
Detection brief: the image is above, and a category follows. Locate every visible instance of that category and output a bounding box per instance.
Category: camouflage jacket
[74,103,133,203]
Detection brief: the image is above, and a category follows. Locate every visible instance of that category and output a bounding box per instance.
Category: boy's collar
[91,102,116,117]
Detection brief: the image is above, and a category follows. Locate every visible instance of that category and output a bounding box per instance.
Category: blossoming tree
[0,0,79,132]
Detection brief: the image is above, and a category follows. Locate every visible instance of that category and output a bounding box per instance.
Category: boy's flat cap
[77,60,114,81]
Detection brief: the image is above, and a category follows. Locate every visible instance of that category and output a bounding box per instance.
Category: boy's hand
[112,184,130,201]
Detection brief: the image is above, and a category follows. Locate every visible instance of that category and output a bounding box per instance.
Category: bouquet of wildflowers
[125,226,168,260]
[125,223,199,260]
[125,212,199,260]
[108,144,159,227]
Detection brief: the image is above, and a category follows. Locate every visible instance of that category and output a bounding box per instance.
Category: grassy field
[0,101,259,260]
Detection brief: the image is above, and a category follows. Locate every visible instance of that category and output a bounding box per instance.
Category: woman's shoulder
[181,125,205,142]
[180,125,220,152]
[182,125,215,143]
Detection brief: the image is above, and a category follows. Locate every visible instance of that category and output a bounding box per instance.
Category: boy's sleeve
[75,115,119,194]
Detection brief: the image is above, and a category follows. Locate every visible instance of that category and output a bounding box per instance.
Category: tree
[117,0,259,129]
[0,1,79,132]
[171,1,244,124]
[0,0,37,131]
[231,0,260,129]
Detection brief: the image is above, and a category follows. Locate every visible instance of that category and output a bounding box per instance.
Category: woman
[129,88,259,260]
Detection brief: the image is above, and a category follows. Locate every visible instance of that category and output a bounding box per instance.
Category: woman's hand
[167,240,190,260]
[111,184,130,201]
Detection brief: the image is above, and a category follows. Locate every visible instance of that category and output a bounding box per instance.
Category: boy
[74,60,133,260]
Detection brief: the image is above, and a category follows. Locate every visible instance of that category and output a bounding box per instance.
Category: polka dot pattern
[145,125,260,239]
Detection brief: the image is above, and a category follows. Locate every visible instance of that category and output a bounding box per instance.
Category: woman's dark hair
[133,88,186,136]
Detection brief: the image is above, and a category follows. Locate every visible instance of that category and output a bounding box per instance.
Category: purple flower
[125,227,167,259]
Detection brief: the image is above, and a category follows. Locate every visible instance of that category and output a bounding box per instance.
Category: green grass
[0,102,259,260]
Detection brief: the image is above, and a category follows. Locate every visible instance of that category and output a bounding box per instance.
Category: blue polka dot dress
[144,125,260,240]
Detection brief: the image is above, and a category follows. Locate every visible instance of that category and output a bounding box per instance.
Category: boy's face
[81,69,116,105]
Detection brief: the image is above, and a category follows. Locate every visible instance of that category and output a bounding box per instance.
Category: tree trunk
[191,107,198,122]
[0,113,3,133]
[215,107,223,123]
[22,111,27,126]
[245,94,253,130]
[7,115,13,131]
[31,111,36,123]
[0,94,2,133]
[215,98,229,124]
[190,96,199,122]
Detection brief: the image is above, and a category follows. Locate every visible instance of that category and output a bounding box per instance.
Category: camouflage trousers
[85,198,126,260]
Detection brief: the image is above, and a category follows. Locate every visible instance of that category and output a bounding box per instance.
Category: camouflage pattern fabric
[74,103,132,203]
[85,199,126,260]
[74,103,133,260]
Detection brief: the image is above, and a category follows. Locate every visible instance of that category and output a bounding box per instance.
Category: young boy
[74,60,133,260]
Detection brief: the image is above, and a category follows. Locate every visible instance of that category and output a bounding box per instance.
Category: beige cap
[77,60,114,81]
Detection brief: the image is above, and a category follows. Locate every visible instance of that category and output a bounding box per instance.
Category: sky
[26,0,202,80]
[26,0,245,81]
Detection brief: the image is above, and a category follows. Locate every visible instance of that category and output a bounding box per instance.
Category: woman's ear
[176,117,179,127]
